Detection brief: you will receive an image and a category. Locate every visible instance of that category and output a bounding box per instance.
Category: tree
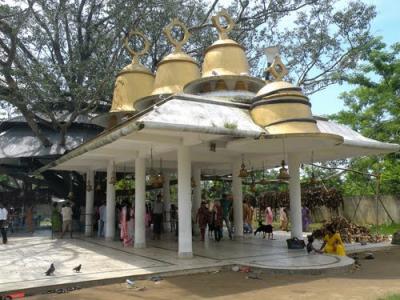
[0,0,377,147]
[333,39,400,195]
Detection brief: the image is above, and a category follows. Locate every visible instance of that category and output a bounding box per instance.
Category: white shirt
[0,208,8,220]
[61,207,73,221]
[99,205,106,221]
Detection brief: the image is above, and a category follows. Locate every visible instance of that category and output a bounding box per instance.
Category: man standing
[0,202,8,244]
[220,194,233,239]
[152,194,164,240]
[196,201,210,241]
[60,202,73,238]
[98,201,106,237]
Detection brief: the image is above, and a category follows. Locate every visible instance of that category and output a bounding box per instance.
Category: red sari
[120,206,133,247]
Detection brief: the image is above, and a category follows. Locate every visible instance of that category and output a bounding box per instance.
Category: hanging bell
[277,160,290,181]
[191,177,197,188]
[67,191,74,199]
[109,175,117,185]
[250,182,257,193]
[309,172,317,185]
[238,162,248,178]
[86,180,93,192]
[156,174,165,187]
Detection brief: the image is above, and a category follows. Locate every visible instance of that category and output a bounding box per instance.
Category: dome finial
[211,10,235,40]
[123,30,150,64]
[266,55,288,81]
[163,18,191,53]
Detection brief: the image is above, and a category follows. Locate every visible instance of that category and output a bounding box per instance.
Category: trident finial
[266,56,289,81]
[163,18,191,52]
[123,30,150,64]
[211,10,235,40]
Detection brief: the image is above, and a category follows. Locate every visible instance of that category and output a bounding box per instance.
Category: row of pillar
[83,150,303,257]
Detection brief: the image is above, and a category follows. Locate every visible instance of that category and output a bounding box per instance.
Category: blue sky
[310,0,400,116]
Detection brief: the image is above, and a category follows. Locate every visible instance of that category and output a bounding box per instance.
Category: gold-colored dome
[250,55,319,134]
[202,11,249,77]
[151,19,200,95]
[110,31,154,113]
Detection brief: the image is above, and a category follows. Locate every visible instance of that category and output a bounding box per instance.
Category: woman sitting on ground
[320,225,346,256]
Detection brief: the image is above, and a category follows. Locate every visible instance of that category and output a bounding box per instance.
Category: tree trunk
[19,106,52,148]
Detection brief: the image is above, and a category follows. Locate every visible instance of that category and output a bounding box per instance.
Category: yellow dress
[323,233,346,256]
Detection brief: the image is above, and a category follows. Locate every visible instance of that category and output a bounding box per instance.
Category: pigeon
[211,70,219,76]
[45,263,55,276]
[73,264,82,273]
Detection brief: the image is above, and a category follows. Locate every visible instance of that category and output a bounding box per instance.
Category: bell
[86,180,93,192]
[156,174,165,187]
[238,163,248,178]
[250,183,257,193]
[191,177,197,188]
[277,160,290,181]
[109,176,116,185]
[110,31,154,112]
[202,11,249,78]
[152,19,200,95]
[67,191,74,199]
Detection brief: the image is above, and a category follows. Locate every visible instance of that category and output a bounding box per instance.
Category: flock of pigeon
[45,263,82,276]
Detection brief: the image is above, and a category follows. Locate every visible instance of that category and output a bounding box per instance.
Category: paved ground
[0,229,389,295]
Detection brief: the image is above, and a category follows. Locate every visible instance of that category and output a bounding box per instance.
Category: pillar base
[134,242,146,249]
[178,252,193,258]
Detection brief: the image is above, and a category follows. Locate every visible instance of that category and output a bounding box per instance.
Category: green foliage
[369,223,400,236]
[0,0,378,147]
[378,294,400,300]
[332,39,400,195]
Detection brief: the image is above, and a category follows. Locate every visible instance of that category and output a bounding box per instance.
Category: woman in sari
[302,206,311,232]
[25,205,34,233]
[320,225,346,256]
[120,201,133,247]
[279,207,288,231]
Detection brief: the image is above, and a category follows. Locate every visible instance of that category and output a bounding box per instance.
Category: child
[306,235,322,254]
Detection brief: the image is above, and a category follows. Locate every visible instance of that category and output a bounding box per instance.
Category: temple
[38,12,399,257]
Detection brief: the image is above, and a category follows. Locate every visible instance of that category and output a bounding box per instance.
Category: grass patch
[378,293,400,300]
[369,223,400,235]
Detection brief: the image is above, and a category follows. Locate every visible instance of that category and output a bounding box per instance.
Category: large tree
[0,0,377,147]
[333,39,400,195]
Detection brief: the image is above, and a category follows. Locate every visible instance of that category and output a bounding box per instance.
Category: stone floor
[0,229,391,294]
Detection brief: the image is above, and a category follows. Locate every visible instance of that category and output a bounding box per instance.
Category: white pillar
[85,169,95,237]
[288,153,302,239]
[105,160,116,240]
[135,157,146,248]
[192,166,201,235]
[178,145,192,257]
[232,160,243,238]
[163,172,171,228]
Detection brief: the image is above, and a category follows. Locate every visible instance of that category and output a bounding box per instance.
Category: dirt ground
[28,247,400,300]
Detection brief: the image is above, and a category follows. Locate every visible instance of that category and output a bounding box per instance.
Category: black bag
[286,237,305,249]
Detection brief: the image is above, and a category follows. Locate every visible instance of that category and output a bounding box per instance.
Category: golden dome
[202,11,249,77]
[250,55,319,134]
[151,19,200,95]
[110,31,154,113]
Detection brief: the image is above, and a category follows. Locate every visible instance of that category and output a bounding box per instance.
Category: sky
[310,0,400,116]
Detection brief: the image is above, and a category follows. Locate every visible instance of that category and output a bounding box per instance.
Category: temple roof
[36,94,399,174]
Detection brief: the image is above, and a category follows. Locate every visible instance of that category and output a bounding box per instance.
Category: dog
[254,222,273,239]
[208,222,215,239]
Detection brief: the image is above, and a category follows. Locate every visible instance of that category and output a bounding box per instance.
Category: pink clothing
[120,206,133,247]
[265,207,273,225]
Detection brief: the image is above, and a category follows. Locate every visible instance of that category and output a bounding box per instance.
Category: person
[152,194,164,240]
[51,203,62,233]
[196,201,210,241]
[265,206,273,225]
[279,207,288,231]
[170,204,178,233]
[302,206,311,232]
[320,225,346,256]
[120,201,133,247]
[243,200,253,234]
[25,205,34,233]
[212,200,223,241]
[60,202,73,238]
[220,194,233,239]
[145,203,152,228]
[98,201,106,237]
[306,234,323,254]
[0,202,8,244]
